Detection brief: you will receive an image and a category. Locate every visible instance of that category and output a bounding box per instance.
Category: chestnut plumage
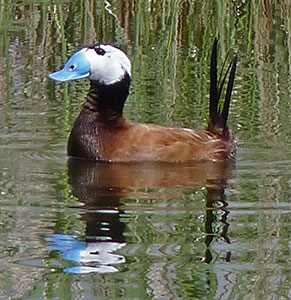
[49,40,237,162]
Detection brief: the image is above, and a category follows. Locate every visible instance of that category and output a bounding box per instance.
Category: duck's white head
[49,44,131,85]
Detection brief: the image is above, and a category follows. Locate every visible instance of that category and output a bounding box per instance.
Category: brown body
[67,40,237,162]
[68,108,235,162]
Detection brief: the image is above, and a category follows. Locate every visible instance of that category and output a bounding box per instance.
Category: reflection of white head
[85,45,131,85]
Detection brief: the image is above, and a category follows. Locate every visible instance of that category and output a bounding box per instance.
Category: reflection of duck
[67,158,234,189]
[49,40,237,162]
[204,185,230,264]
[47,159,233,273]
[46,234,125,274]
[46,159,127,274]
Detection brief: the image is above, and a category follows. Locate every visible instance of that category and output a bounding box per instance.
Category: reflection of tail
[208,38,237,136]
[204,185,231,264]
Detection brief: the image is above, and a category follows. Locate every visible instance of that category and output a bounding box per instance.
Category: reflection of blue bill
[46,234,126,274]
[65,265,118,274]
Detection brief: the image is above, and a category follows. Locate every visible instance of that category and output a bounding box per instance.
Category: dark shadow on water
[204,184,231,264]
[46,158,235,274]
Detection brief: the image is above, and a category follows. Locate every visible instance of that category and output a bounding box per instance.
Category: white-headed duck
[49,39,237,162]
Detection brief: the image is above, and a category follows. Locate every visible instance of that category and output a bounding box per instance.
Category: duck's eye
[69,65,76,71]
[95,47,106,56]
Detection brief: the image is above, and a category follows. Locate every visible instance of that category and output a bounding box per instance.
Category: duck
[49,39,237,162]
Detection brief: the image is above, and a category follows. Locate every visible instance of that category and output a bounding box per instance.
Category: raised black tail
[208,38,237,135]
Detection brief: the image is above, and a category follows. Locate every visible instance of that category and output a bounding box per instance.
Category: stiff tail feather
[208,38,237,136]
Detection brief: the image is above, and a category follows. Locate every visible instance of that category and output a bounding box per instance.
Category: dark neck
[83,73,131,125]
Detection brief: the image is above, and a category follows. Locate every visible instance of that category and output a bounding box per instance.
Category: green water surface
[0,1,290,299]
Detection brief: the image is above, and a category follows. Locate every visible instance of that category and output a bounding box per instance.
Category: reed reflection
[47,159,234,274]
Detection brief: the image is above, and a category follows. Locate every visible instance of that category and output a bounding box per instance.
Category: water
[0,1,291,299]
